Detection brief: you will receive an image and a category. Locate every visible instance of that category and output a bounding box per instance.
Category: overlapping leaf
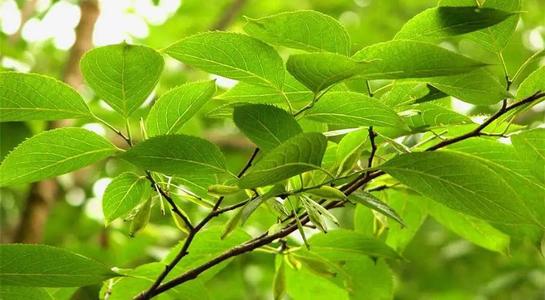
[511,129,545,183]
[102,172,149,224]
[516,66,545,99]
[403,103,473,130]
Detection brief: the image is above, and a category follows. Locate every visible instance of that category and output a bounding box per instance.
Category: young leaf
[233,104,302,152]
[145,80,216,137]
[244,10,351,55]
[102,172,148,224]
[352,40,486,79]
[129,198,152,237]
[380,151,545,228]
[0,128,118,186]
[0,72,90,121]
[165,32,284,88]
[0,244,117,287]
[238,132,327,188]
[81,43,164,116]
[426,68,509,105]
[304,92,406,128]
[286,53,365,93]
[308,230,401,260]
[348,192,405,226]
[394,6,513,41]
[511,129,545,183]
[122,135,226,177]
[273,257,286,300]
[516,66,545,99]
[240,184,285,224]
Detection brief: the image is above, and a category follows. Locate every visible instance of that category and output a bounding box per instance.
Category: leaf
[244,10,351,55]
[0,72,90,121]
[286,53,365,93]
[165,32,284,88]
[81,43,164,116]
[285,263,349,300]
[339,257,394,300]
[394,6,513,41]
[240,184,285,224]
[233,104,302,152]
[146,80,216,137]
[348,192,405,226]
[384,190,428,252]
[511,128,545,183]
[335,128,368,175]
[426,68,509,105]
[238,132,327,189]
[122,135,226,177]
[380,151,545,228]
[304,92,406,128]
[517,66,545,99]
[438,0,521,52]
[102,172,149,224]
[273,258,286,300]
[352,40,486,79]
[308,230,401,260]
[403,103,473,130]
[428,200,510,254]
[0,286,53,300]
[0,244,117,287]
[0,128,118,186]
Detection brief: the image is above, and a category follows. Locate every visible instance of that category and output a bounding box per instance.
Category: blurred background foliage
[1,0,545,299]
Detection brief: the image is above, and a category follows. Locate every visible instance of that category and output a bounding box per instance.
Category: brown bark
[13,0,100,244]
[210,0,248,30]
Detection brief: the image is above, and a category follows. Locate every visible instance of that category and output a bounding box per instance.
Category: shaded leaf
[348,192,405,226]
[404,103,473,130]
[516,66,545,99]
[102,172,149,224]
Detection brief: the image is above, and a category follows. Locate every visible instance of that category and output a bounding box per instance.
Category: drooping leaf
[380,151,545,228]
[165,32,284,88]
[244,10,351,55]
[352,40,486,79]
[394,6,513,41]
[304,92,406,129]
[348,192,405,226]
[511,129,545,183]
[428,200,510,254]
[308,230,401,260]
[238,132,327,188]
[122,135,226,176]
[438,0,521,53]
[81,43,164,116]
[286,53,365,93]
[0,128,118,186]
[146,80,216,137]
[0,72,90,121]
[0,244,117,287]
[233,104,302,152]
[217,73,313,105]
[0,286,53,300]
[102,172,149,224]
[403,103,473,130]
[335,128,368,175]
[516,66,545,99]
[426,68,509,105]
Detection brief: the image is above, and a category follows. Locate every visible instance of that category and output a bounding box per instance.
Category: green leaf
[81,43,164,116]
[233,104,302,152]
[217,73,312,106]
[244,10,351,55]
[381,82,446,107]
[0,128,118,186]
[238,132,327,188]
[285,263,348,300]
[122,135,226,177]
[348,192,405,226]
[426,68,509,105]
[428,200,510,254]
[165,32,284,88]
[286,53,365,93]
[308,230,401,260]
[146,80,216,137]
[384,190,428,252]
[0,244,117,287]
[381,151,545,228]
[352,40,486,79]
[340,257,394,300]
[517,66,545,99]
[394,6,513,41]
[438,0,520,52]
[0,286,53,300]
[511,128,545,183]
[403,103,473,130]
[102,172,149,224]
[0,72,90,121]
[304,92,406,128]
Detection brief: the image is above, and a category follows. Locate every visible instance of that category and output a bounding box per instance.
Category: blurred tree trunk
[211,0,248,30]
[13,0,100,244]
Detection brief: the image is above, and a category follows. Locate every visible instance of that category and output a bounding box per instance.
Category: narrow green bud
[307,186,346,200]
[208,184,240,195]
